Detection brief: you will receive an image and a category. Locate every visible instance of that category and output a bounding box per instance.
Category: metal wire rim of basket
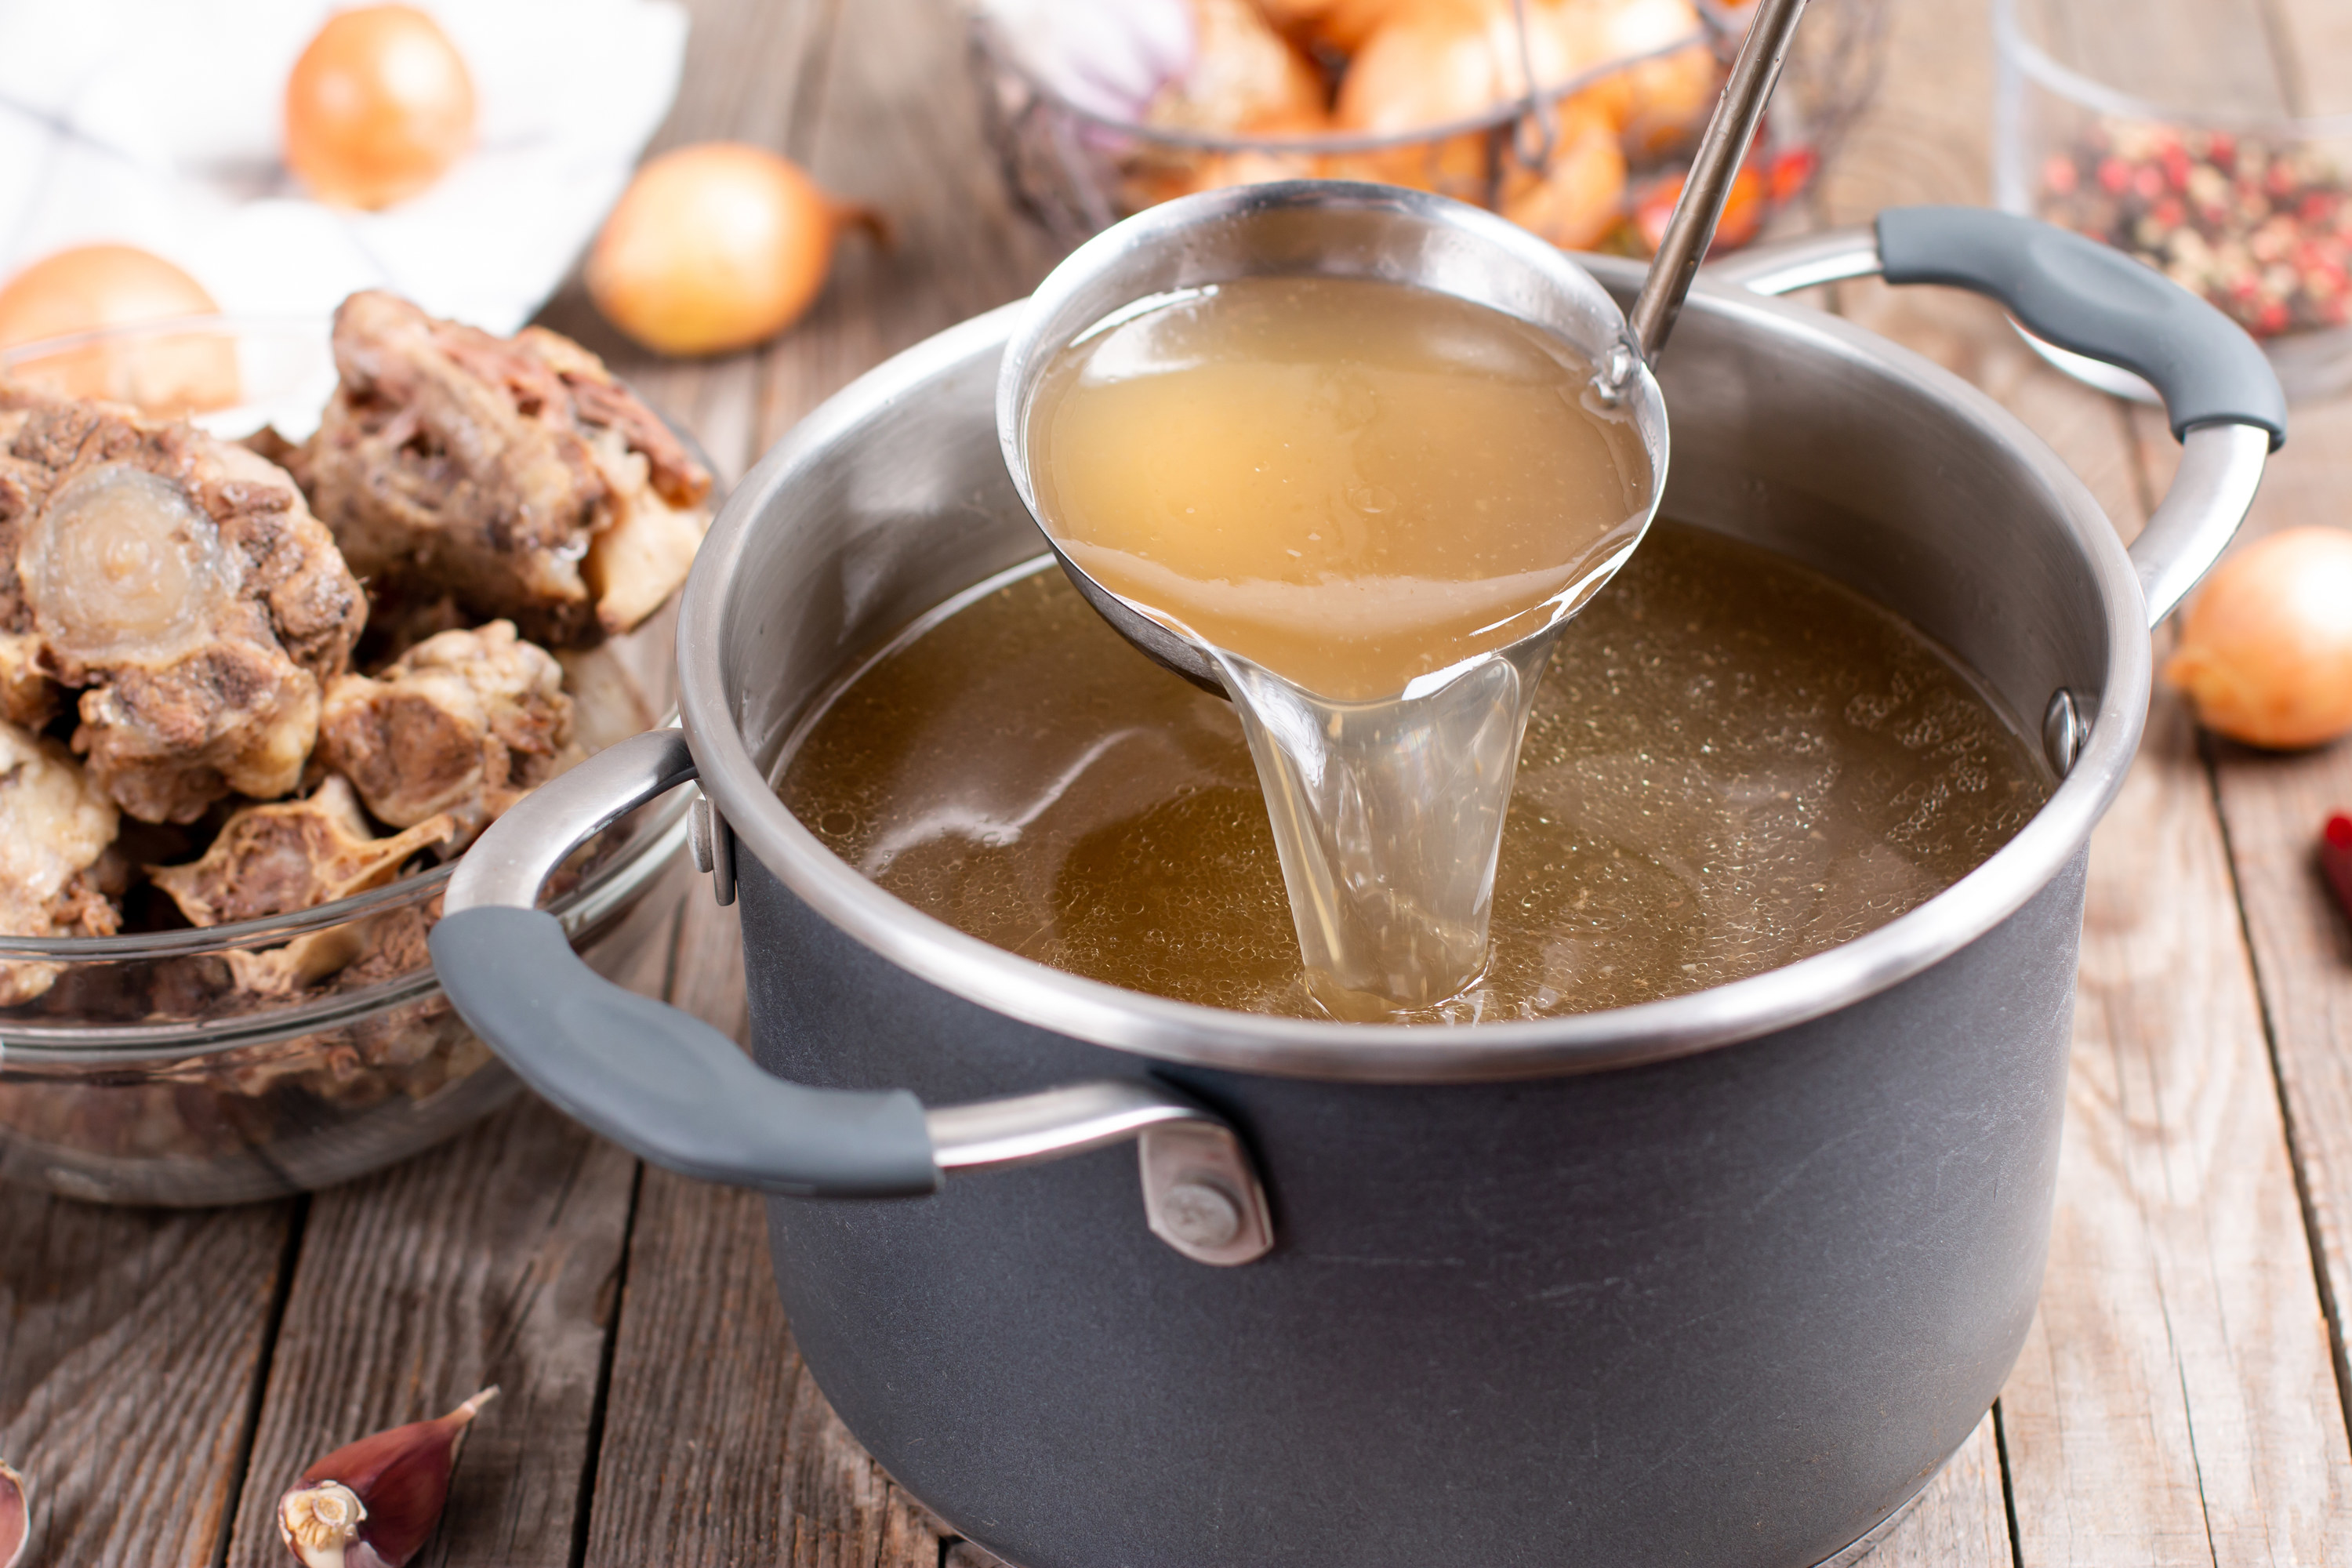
[970,0,1889,241]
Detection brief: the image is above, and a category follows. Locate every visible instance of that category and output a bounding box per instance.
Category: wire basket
[971,0,1888,252]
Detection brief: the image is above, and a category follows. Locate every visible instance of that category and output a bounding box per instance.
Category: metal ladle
[993,0,1813,1015]
[997,0,1813,695]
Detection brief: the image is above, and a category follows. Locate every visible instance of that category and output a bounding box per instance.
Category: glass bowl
[1994,0,2352,402]
[0,317,697,1206]
[969,0,1889,252]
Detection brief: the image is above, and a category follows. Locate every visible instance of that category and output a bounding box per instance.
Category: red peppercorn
[2098,156,2132,194]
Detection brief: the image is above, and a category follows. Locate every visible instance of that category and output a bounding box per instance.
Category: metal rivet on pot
[1158,1178,1243,1250]
[688,793,738,907]
[2042,689,2089,778]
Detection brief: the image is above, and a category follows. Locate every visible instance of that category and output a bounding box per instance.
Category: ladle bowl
[992,180,1671,699]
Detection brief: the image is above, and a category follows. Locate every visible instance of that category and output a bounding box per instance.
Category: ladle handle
[1715,207,2285,627]
[427,729,1274,1264]
[1624,0,1810,365]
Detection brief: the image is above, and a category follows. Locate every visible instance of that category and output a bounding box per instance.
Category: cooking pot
[430,194,2283,1567]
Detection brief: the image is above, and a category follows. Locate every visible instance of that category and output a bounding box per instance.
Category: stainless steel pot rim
[681,277,2150,1084]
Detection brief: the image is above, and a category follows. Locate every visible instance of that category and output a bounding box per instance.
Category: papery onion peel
[2164,526,2352,750]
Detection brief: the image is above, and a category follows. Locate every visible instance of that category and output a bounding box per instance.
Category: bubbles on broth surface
[777,523,2050,1023]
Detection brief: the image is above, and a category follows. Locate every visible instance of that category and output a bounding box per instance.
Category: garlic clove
[278,1387,496,1568]
[0,1457,27,1568]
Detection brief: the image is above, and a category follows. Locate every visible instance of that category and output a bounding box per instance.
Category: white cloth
[0,0,688,333]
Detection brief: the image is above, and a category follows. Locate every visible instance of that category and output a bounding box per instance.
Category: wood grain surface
[0,1199,292,1566]
[5,0,2352,1563]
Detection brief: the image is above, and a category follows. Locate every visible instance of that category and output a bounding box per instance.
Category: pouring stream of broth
[1027,276,1650,1018]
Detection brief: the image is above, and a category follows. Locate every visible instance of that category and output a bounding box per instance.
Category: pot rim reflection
[678,238,2152,1083]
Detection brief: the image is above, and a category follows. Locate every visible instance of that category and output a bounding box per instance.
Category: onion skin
[0,245,237,413]
[1333,0,1584,198]
[2164,527,2352,750]
[587,143,877,358]
[284,5,477,210]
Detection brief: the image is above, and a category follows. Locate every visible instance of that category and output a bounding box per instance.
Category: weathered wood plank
[581,1174,940,1568]
[215,1087,641,1568]
[2191,391,2352,1443]
[1819,0,2352,1562]
[750,0,1062,452]
[579,0,1048,1561]
[0,1196,291,1567]
[2007,687,2352,1565]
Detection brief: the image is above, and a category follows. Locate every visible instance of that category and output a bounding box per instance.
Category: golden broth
[778,524,2050,1024]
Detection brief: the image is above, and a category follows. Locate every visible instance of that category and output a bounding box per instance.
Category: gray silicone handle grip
[430,906,939,1198]
[1875,205,2287,450]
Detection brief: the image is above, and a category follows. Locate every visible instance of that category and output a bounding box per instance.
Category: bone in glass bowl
[0,317,693,1207]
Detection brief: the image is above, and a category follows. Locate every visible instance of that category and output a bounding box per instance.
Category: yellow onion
[1332,0,1584,198]
[1500,103,1627,250]
[586,143,880,358]
[284,5,476,209]
[2163,526,2352,750]
[1254,0,1428,52]
[1150,0,1329,134]
[0,244,237,413]
[1554,0,1713,147]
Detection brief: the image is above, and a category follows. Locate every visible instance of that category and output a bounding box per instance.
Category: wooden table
[8,0,2352,1563]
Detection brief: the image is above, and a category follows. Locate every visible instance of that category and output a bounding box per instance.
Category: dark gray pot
[430,193,2281,1567]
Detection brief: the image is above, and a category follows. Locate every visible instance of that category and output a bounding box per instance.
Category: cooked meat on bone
[0,719,122,1006]
[0,387,368,822]
[318,619,583,849]
[148,773,452,994]
[301,292,712,646]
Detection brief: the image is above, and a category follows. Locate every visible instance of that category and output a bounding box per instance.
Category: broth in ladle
[1023,276,1654,1018]
[777,526,2049,1025]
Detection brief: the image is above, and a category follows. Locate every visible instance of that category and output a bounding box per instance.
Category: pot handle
[428,729,1273,1265]
[1707,205,2284,626]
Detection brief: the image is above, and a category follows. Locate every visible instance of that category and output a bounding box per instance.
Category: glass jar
[1994,0,2352,401]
